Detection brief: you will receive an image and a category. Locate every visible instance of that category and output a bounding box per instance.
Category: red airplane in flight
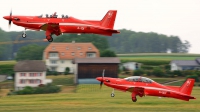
[96,74,196,102]
[3,10,120,42]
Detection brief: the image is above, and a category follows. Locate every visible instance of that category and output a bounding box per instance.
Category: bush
[164,65,171,70]
[133,69,145,76]
[146,71,153,76]
[186,75,200,82]
[152,67,164,77]
[172,70,183,77]
[141,65,156,70]
[65,67,70,75]
[11,84,61,95]
[121,59,170,66]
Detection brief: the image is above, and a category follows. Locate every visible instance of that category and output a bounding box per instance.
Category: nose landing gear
[111,89,115,97]
[22,29,27,38]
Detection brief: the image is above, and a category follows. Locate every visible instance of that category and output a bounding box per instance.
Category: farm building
[72,57,120,84]
[14,60,52,90]
[170,58,200,71]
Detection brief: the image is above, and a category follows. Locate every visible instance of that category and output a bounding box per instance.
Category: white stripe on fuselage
[14,21,95,27]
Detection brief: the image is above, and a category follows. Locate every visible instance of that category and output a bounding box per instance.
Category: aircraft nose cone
[96,77,103,82]
[3,16,10,20]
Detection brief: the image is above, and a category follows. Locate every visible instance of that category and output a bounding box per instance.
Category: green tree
[153,67,164,77]
[100,49,116,57]
[15,44,46,60]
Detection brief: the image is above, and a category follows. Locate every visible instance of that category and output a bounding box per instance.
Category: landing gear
[22,29,27,38]
[111,89,115,97]
[22,33,26,38]
[46,35,53,42]
[132,97,137,102]
[111,93,115,97]
[131,92,137,102]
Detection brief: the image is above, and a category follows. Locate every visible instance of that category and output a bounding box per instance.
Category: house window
[61,52,65,56]
[49,53,58,57]
[66,47,69,50]
[20,79,26,84]
[88,47,92,50]
[20,73,26,77]
[71,52,75,56]
[29,79,34,84]
[51,60,57,64]
[51,67,56,71]
[52,46,56,50]
[87,53,96,57]
[37,79,41,84]
[29,73,34,77]
[80,52,83,56]
[61,60,65,63]
[77,47,81,50]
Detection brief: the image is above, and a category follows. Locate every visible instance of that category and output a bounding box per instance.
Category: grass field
[117,53,200,60]
[0,84,199,112]
[0,61,16,65]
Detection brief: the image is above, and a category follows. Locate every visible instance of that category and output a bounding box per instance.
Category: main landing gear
[46,35,53,42]
[22,29,27,38]
[132,92,137,102]
[132,97,137,102]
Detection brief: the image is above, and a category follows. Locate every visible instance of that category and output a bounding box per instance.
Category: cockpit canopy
[124,76,154,83]
[38,14,69,18]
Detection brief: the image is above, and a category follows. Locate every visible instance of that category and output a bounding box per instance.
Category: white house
[14,60,52,91]
[122,62,140,70]
[43,42,100,73]
[170,58,200,71]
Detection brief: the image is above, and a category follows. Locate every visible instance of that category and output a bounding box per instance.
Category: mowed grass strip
[0,85,199,112]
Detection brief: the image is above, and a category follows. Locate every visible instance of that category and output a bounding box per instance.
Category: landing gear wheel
[22,33,26,38]
[132,97,137,102]
[48,37,53,42]
[46,35,53,42]
[111,93,115,97]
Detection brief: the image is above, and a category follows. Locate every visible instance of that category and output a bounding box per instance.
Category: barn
[72,57,120,84]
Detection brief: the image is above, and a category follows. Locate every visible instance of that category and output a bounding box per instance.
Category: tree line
[106,29,191,53]
[0,28,191,60]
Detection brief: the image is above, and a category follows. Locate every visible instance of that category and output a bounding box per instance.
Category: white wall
[122,62,136,70]
[46,59,74,73]
[15,72,52,91]
[170,63,182,71]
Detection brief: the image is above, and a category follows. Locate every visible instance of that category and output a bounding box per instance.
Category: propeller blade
[9,9,12,28]
[100,81,103,89]
[100,69,105,89]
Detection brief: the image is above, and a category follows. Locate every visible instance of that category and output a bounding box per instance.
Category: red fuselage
[96,76,195,102]
[3,10,119,42]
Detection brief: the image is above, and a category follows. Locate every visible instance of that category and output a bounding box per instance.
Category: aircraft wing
[40,23,61,36]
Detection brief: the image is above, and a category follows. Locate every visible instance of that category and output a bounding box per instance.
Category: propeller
[100,69,105,89]
[8,10,12,28]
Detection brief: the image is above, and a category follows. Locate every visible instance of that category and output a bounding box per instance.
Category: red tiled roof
[43,42,99,59]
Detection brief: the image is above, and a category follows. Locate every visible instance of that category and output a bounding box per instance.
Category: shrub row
[121,59,170,66]
[8,84,61,95]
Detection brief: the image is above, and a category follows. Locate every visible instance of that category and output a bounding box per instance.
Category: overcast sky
[1,0,200,53]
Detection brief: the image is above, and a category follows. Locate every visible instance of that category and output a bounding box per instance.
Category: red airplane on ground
[96,73,196,102]
[3,10,119,42]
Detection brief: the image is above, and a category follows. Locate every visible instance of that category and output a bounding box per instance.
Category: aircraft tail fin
[179,78,195,95]
[100,10,117,29]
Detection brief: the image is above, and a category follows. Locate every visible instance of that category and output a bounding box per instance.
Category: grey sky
[1,0,200,53]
